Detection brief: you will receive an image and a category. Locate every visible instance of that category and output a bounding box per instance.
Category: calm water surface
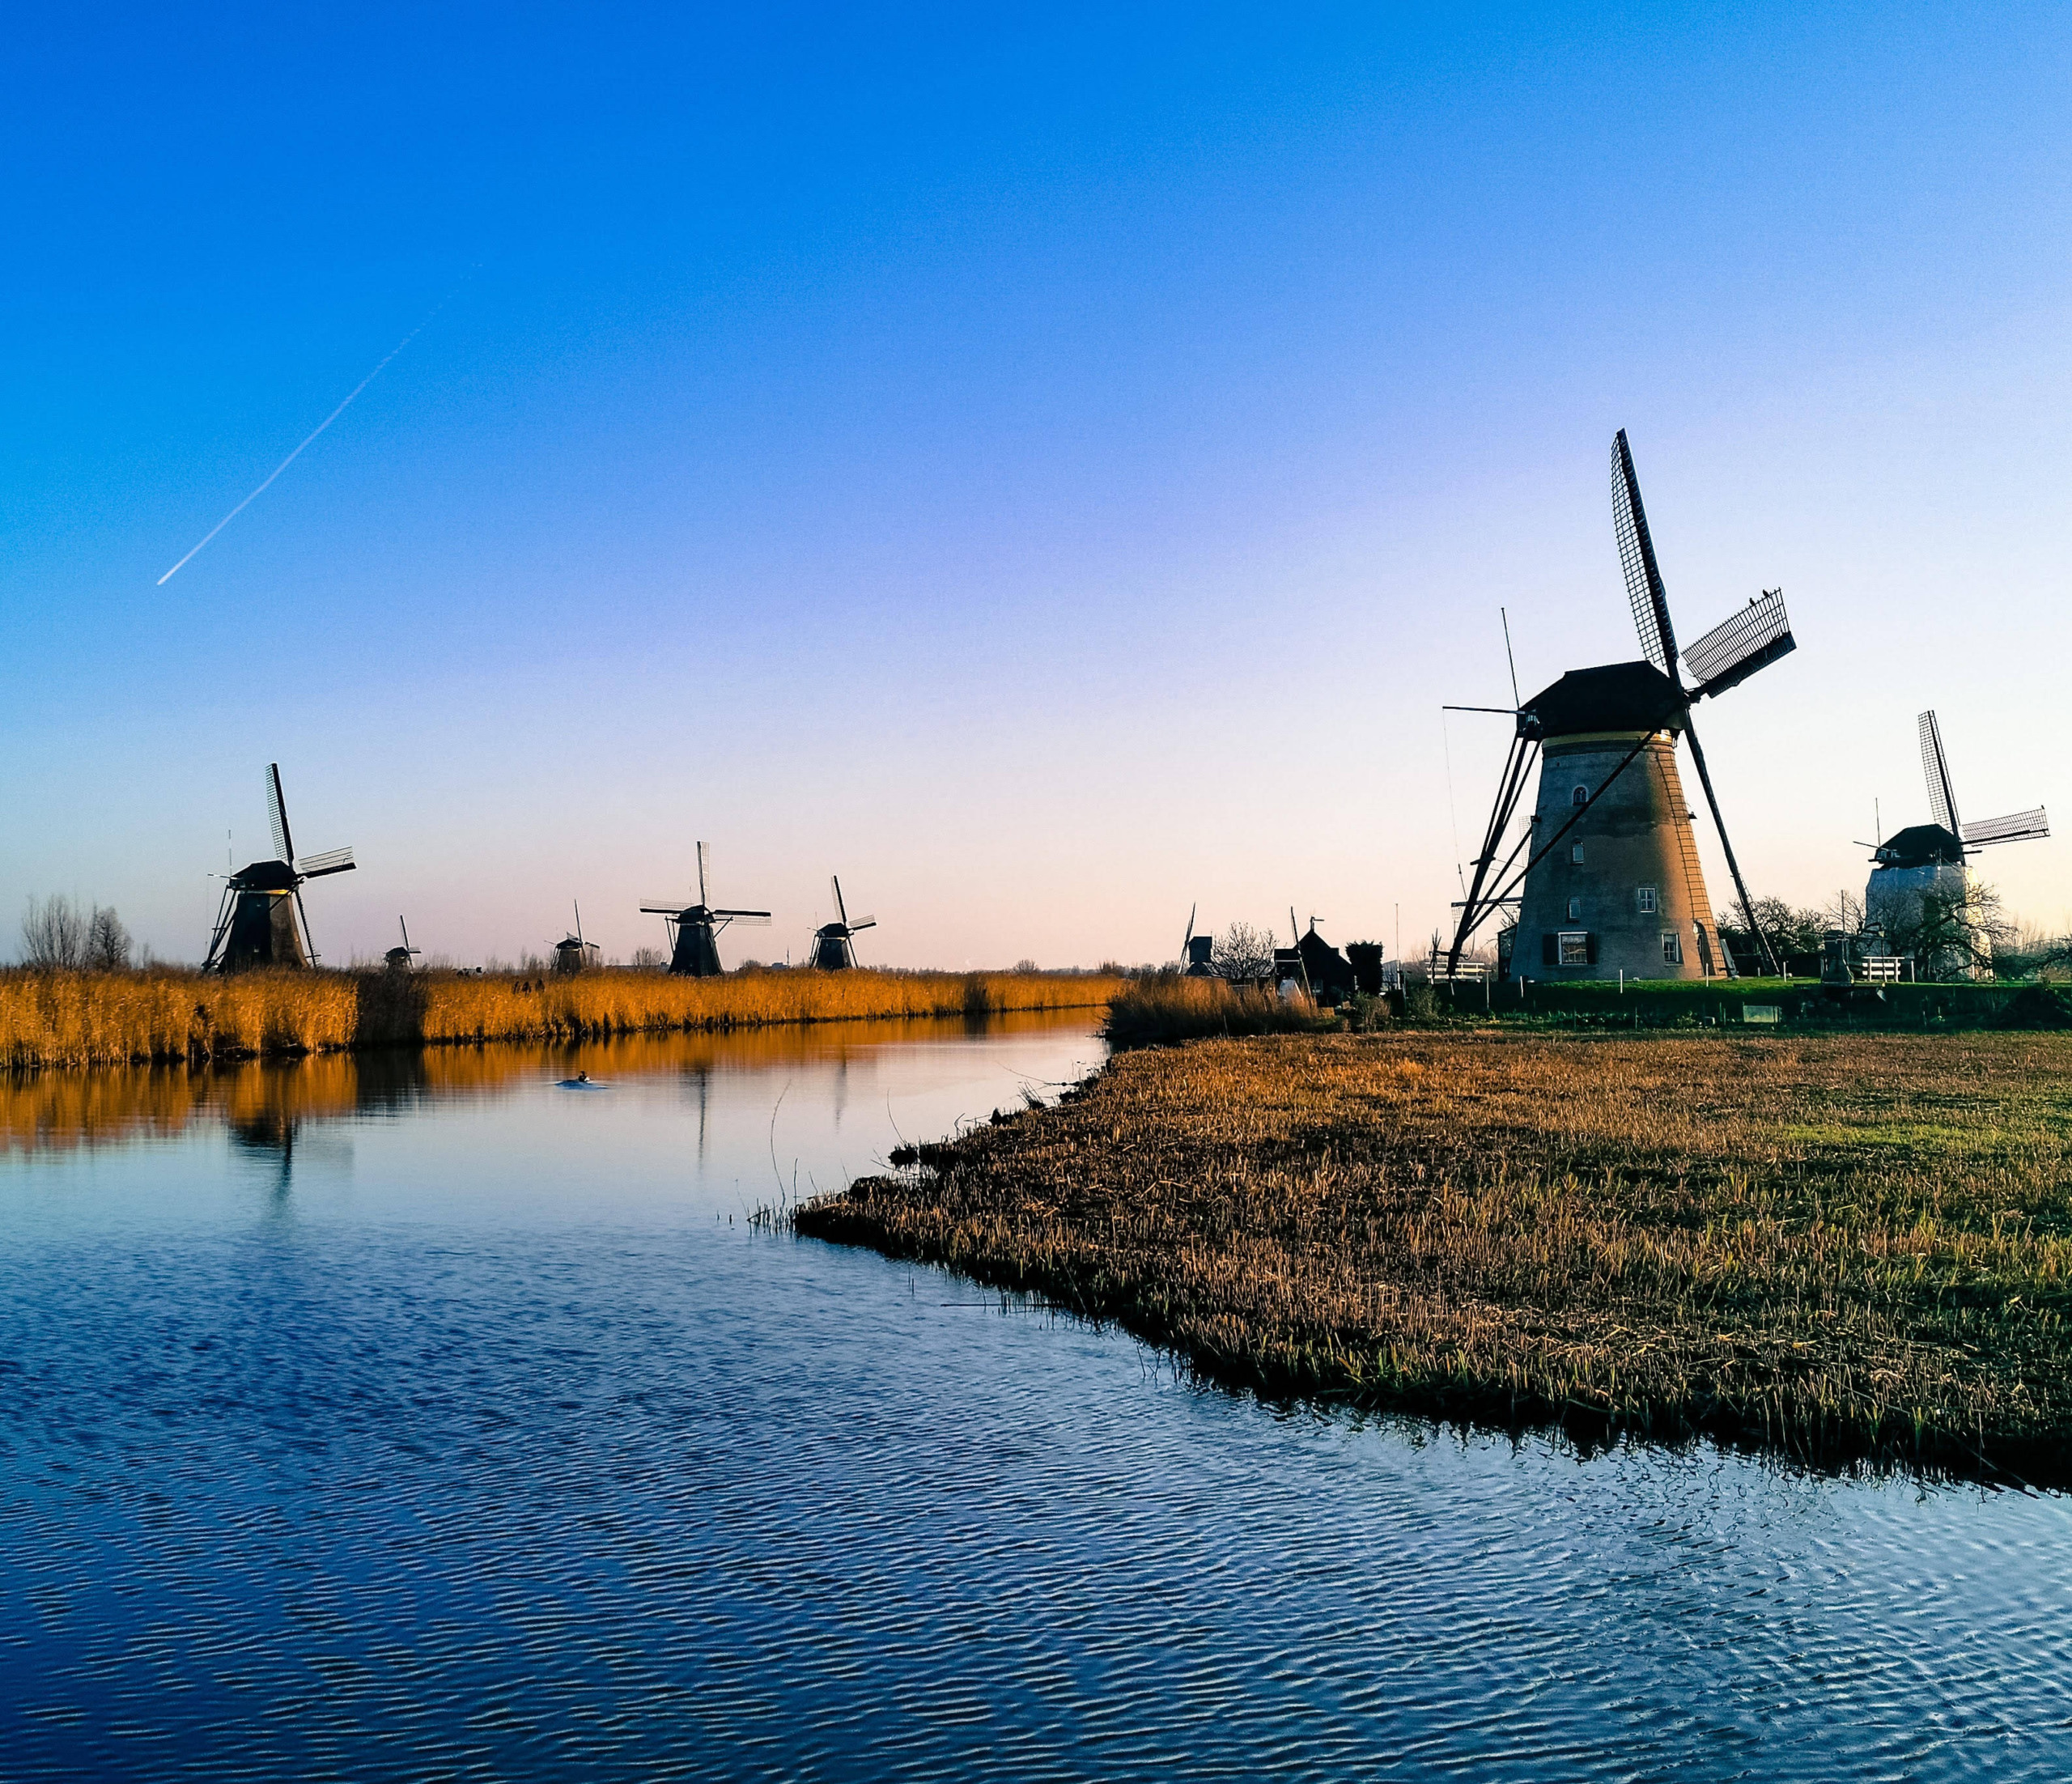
[2,1014,2069,1781]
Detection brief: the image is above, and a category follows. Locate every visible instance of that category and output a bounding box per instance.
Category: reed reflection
[0,1008,1087,1157]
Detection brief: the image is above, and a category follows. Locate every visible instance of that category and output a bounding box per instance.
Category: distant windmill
[1446,431,1796,981]
[641,843,770,976]
[1866,710,2048,969]
[1179,903,1214,975]
[204,763,355,971]
[808,875,877,971]
[384,916,422,972]
[553,899,602,974]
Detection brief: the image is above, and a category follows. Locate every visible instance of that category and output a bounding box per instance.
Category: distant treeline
[0,967,1127,1072]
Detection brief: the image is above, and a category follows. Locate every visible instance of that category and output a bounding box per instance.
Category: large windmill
[1866,710,2048,973]
[807,876,877,970]
[204,763,356,971]
[1447,431,1796,981]
[641,843,770,976]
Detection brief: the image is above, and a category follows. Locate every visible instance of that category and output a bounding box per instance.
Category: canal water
[2,1013,2068,1781]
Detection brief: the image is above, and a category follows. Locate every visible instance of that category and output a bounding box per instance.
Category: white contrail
[157,306,442,586]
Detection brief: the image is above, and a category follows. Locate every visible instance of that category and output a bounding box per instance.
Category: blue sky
[5,2,2068,966]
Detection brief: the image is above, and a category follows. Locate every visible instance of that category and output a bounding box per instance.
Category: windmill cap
[1874,823,1965,869]
[1520,661,1686,740]
[231,858,299,890]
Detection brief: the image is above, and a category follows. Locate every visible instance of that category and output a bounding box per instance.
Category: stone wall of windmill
[1513,727,1716,982]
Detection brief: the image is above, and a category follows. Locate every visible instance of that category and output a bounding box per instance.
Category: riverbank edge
[1,967,1125,1073]
[792,1037,2072,1491]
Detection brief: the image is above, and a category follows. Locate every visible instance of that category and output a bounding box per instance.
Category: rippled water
[3,1013,2070,1781]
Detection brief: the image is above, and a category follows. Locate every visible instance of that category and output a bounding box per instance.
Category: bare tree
[1718,896,1827,962]
[85,906,133,970]
[630,945,667,970]
[1887,879,2012,979]
[20,894,87,969]
[1211,920,1276,983]
[1824,888,1867,937]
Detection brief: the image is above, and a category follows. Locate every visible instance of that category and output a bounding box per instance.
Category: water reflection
[0,1008,1085,1157]
[2,1012,2069,1782]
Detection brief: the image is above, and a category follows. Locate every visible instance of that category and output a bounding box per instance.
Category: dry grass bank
[0,967,1123,1071]
[798,1030,2072,1485]
[1102,974,1327,1047]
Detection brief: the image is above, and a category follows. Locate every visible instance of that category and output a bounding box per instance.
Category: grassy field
[0,966,1124,1070]
[797,1030,2072,1485]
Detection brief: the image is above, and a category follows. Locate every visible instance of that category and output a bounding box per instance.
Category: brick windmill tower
[1447,432,1797,981]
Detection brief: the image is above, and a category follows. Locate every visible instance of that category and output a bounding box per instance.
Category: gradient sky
[5,2,2069,968]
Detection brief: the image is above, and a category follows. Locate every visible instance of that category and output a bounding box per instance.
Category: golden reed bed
[800,1030,2072,1485]
[0,967,1123,1072]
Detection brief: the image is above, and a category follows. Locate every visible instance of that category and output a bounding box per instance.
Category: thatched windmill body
[1448,432,1796,981]
[1866,711,2048,975]
[642,843,770,976]
[204,764,355,971]
[807,876,876,971]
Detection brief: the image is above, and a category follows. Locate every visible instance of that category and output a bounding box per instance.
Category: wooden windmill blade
[1683,590,1796,699]
[267,762,295,865]
[1962,806,2050,847]
[1611,430,1679,674]
[1918,711,1962,836]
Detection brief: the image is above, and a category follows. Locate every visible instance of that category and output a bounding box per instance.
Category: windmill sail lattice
[1919,711,1961,836]
[1612,429,1678,677]
[1682,590,1795,697]
[1904,711,2048,852]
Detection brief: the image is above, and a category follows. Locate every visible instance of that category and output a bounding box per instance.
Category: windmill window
[1566,897,1582,921]
[1572,785,1588,806]
[1661,931,1684,966]
[1637,885,1658,915]
[1559,932,1591,967]
[1569,843,1585,865]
